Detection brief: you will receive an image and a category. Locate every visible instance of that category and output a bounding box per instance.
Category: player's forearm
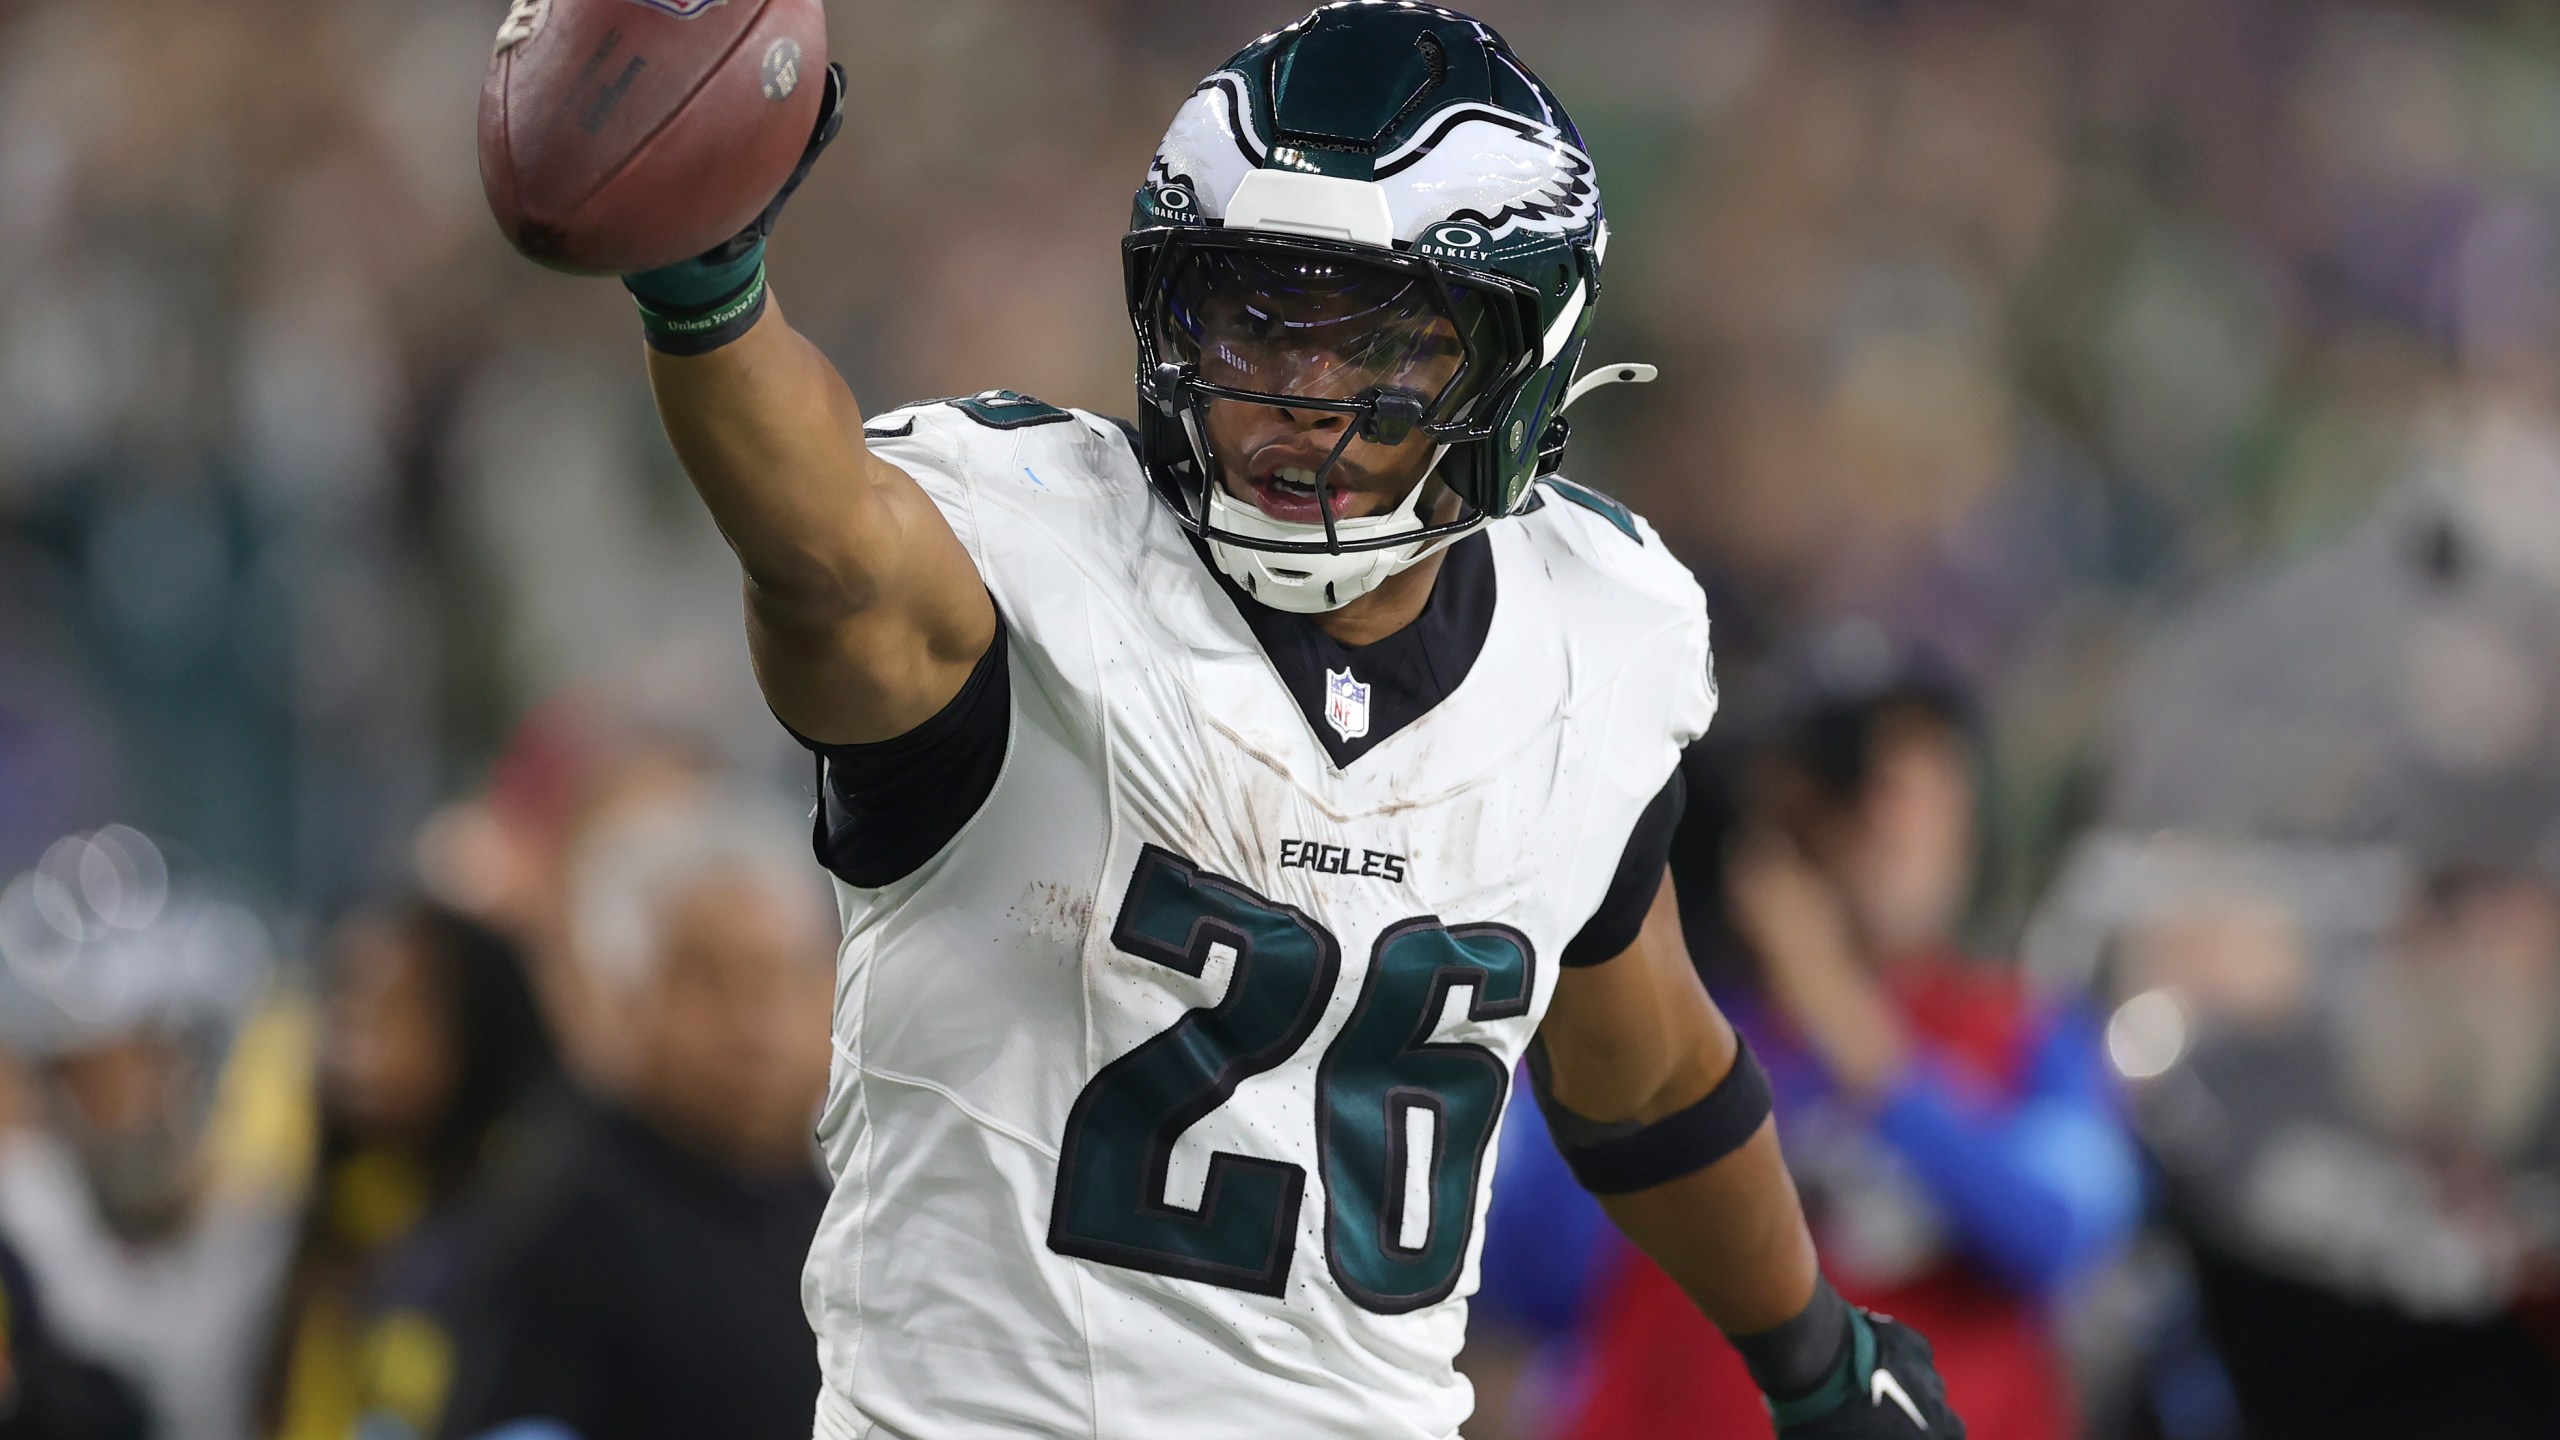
[1596,1120,1821,1333]
[1535,890,1829,1364]
[645,299,901,624]
[1535,1024,1855,1407]
[1604,1127,1964,1435]
[1539,975,1820,1332]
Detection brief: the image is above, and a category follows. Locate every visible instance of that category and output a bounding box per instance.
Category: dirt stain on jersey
[1009,881,1094,955]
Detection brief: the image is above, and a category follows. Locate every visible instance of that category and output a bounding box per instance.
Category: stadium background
[3,0,2560,1436]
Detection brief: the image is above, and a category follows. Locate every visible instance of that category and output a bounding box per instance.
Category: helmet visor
[1150,246,1509,425]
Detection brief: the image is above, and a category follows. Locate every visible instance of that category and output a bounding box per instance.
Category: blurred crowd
[0,775,838,1440]
[6,0,2560,1436]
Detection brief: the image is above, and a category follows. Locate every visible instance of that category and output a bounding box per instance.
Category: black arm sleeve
[1560,766,1687,967]
[793,622,1010,888]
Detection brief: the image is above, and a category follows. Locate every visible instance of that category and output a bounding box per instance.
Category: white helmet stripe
[1541,279,1587,364]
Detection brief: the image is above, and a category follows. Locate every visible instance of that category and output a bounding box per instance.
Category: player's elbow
[1537,1032,1702,1129]
[1536,954,1728,1128]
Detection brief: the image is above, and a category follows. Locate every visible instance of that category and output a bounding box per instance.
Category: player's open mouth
[1247,465,1358,523]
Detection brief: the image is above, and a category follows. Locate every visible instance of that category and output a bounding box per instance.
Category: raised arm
[1534,874,1966,1438]
[644,303,993,744]
[621,69,993,745]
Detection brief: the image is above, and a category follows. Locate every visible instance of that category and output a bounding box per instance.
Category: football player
[567,4,1966,1436]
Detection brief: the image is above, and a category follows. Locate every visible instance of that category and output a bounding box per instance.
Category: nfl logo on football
[1323,668,1371,744]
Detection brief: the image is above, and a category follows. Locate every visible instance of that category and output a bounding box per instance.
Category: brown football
[479,0,828,275]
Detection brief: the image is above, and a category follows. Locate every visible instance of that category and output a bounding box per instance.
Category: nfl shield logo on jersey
[1323,668,1371,744]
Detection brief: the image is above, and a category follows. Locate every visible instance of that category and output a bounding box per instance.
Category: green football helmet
[1126,2,1608,612]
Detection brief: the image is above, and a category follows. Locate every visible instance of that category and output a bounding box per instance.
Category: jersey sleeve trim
[788,621,1013,889]
[1560,765,1687,967]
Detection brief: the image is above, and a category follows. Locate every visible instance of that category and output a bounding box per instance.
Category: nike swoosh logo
[1872,1369,1927,1429]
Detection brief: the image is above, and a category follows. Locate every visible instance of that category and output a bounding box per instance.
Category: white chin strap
[1203,451,1460,614]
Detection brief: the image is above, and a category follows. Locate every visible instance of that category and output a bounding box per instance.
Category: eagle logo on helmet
[1373,104,1598,241]
[1145,75,1597,248]
[1145,72,1262,227]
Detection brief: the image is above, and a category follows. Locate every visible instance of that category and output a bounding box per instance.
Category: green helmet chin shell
[1126,2,1605,552]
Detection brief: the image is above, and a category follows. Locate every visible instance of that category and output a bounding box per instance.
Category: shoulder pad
[866,391,1079,440]
[1514,473,1708,631]
[1508,478,1720,764]
[861,392,1149,527]
[1535,477,1640,541]
[938,390,1077,431]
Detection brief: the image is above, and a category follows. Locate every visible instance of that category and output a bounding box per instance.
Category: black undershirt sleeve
[792,623,1011,888]
[1560,766,1687,967]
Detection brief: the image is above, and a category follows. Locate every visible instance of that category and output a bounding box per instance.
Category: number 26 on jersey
[1048,845,1533,1314]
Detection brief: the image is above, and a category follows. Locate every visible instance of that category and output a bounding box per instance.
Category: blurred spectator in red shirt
[1475,627,2138,1440]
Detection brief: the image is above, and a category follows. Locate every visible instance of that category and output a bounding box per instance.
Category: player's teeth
[1275,467,1317,489]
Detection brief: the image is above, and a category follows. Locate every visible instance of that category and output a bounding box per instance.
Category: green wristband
[628,261,767,356]
[624,240,769,355]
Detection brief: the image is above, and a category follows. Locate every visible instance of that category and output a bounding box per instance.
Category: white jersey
[803,394,1716,1440]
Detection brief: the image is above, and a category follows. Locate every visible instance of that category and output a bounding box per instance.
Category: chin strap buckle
[1357,386,1429,446]
[1535,416,1571,477]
